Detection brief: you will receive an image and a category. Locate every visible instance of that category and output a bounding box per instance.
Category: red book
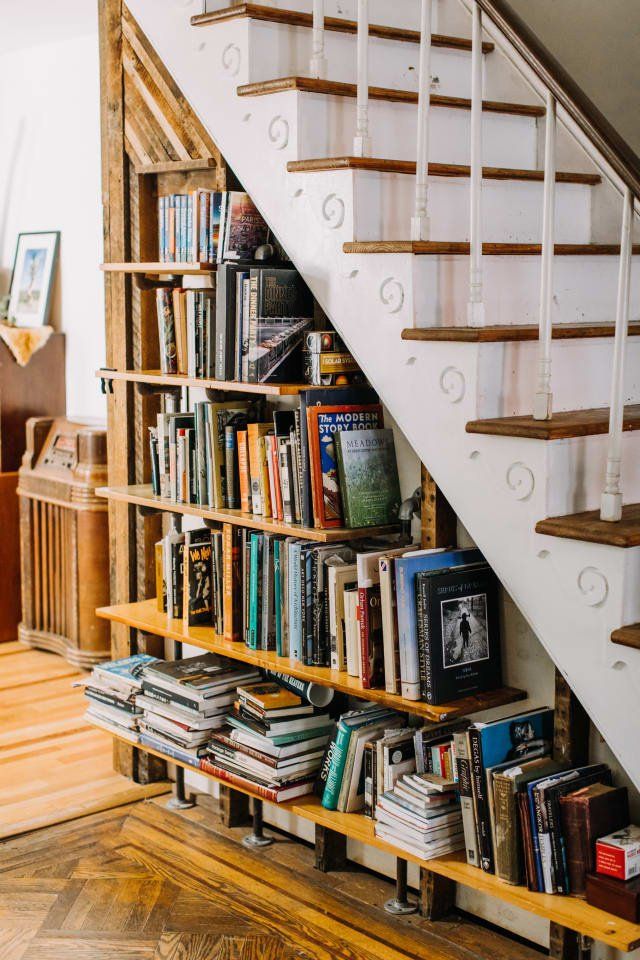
[199,758,315,803]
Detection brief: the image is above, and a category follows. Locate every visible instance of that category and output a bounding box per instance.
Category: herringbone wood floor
[0,799,543,960]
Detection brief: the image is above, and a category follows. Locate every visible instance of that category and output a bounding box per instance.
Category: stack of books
[136,653,261,767]
[374,771,465,861]
[203,680,333,801]
[158,190,268,265]
[82,653,158,743]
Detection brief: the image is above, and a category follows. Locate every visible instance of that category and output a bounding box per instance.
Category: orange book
[222,523,242,641]
[237,430,250,513]
[172,288,187,374]
[247,423,272,516]
[258,435,272,519]
[267,434,283,521]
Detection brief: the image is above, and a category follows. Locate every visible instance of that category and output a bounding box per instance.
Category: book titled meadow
[335,428,401,528]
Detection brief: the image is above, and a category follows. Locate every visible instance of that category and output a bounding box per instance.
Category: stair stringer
[126,1,640,791]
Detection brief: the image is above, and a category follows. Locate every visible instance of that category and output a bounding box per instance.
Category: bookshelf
[97,484,401,543]
[104,727,640,953]
[97,598,527,723]
[100,262,216,275]
[96,369,341,397]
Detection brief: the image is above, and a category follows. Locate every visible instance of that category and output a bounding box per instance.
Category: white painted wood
[353,0,371,157]
[310,0,326,78]
[467,2,485,327]
[601,187,634,522]
[533,92,557,421]
[411,0,433,241]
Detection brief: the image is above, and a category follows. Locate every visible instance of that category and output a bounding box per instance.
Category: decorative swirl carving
[439,366,465,404]
[469,450,480,461]
[379,277,404,314]
[321,193,345,229]
[577,566,609,607]
[221,43,241,76]
[506,461,535,501]
[267,115,289,150]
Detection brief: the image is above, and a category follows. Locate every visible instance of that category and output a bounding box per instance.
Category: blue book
[248,532,263,650]
[93,654,159,691]
[395,547,482,700]
[468,707,554,874]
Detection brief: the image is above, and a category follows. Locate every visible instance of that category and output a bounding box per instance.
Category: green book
[335,428,401,528]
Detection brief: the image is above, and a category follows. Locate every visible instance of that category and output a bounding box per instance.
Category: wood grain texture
[101,262,216,274]
[237,78,544,116]
[191,3,495,53]
[402,323,640,342]
[97,598,526,723]
[466,404,640,440]
[345,241,640,255]
[611,623,640,649]
[0,473,21,643]
[535,503,640,547]
[420,467,457,551]
[287,157,600,185]
[419,870,456,921]
[95,368,337,396]
[314,824,348,873]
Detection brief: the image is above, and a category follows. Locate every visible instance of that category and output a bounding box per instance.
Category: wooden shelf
[97,598,526,723]
[96,484,400,543]
[98,724,640,953]
[94,369,337,397]
[100,262,216,275]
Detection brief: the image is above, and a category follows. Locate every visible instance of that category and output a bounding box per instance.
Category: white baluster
[411,0,433,241]
[601,187,634,522]
[353,0,371,157]
[310,0,327,79]
[533,91,557,421]
[467,1,484,326]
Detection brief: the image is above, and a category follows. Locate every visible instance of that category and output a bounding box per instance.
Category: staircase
[126,0,640,790]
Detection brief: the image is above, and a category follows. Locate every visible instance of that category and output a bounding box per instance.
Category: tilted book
[335,427,401,529]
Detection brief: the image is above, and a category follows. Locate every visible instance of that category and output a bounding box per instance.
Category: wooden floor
[0,797,543,960]
[0,642,169,839]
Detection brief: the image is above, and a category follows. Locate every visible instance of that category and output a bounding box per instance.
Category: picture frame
[7,231,60,328]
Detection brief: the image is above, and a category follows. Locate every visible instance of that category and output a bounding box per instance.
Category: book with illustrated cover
[92,654,159,694]
[335,428,402,529]
[307,404,383,528]
[246,317,312,383]
[156,288,178,374]
[182,528,213,626]
[221,192,269,261]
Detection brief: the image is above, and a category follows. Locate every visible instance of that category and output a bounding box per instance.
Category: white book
[379,554,400,694]
[135,694,231,728]
[452,731,480,868]
[86,711,140,744]
[343,587,360,677]
[328,562,357,672]
[85,702,138,730]
[229,727,331,759]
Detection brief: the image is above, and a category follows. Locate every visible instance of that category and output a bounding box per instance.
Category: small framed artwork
[8,231,60,327]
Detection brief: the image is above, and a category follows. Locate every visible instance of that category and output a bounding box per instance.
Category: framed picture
[8,231,60,327]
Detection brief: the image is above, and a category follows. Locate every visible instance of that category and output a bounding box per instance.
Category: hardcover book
[335,428,401,529]
[560,783,629,896]
[182,528,213,626]
[221,192,269,262]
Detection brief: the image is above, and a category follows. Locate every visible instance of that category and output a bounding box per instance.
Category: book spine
[224,426,238,509]
[468,726,493,873]
[528,787,545,892]
[493,776,520,883]
[358,585,372,689]
[222,524,234,641]
[140,682,201,713]
[534,786,554,894]
[200,759,282,802]
[395,561,420,701]
[258,436,272,518]
[321,721,351,810]
[248,535,260,650]
[237,430,251,514]
[363,741,377,819]
[274,539,283,656]
[139,734,201,769]
[453,731,480,869]
[278,439,294,524]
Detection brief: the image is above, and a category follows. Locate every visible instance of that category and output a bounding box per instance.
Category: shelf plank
[96,484,400,543]
[99,725,640,952]
[536,503,640,548]
[94,368,335,397]
[466,404,640,441]
[100,262,216,275]
[97,599,527,723]
[401,323,640,342]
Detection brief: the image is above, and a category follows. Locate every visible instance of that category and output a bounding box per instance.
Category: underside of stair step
[611,624,640,649]
[287,157,601,185]
[402,323,640,342]
[191,2,496,53]
[237,77,545,116]
[467,405,640,440]
[345,241,640,255]
[536,504,640,548]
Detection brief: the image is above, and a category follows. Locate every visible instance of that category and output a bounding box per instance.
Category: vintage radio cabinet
[18,416,111,667]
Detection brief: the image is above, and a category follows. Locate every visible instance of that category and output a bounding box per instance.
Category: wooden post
[549,923,580,960]
[219,786,251,828]
[315,824,348,873]
[418,464,457,919]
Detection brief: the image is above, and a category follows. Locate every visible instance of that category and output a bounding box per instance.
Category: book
[379,554,400,694]
[596,825,640,881]
[560,783,629,896]
[247,423,272,515]
[335,428,402,528]
[321,707,400,810]
[182,528,213,626]
[327,560,357,672]
[220,192,269,262]
[200,757,316,802]
[414,563,502,705]
[586,872,640,923]
[357,545,408,690]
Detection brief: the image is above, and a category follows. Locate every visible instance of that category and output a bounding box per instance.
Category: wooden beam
[315,824,348,873]
[219,785,251,827]
[419,870,456,920]
[549,923,580,960]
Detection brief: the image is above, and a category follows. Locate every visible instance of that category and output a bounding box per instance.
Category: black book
[216,261,262,381]
[415,562,501,705]
[183,528,213,626]
[85,687,140,715]
[149,427,160,495]
[248,267,313,320]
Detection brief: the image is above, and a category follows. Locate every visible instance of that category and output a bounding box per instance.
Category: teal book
[321,706,399,810]
[274,539,283,655]
[248,532,264,650]
[335,428,402,528]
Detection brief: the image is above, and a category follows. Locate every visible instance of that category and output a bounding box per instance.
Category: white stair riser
[296,92,539,165]
[345,169,592,243]
[409,254,640,327]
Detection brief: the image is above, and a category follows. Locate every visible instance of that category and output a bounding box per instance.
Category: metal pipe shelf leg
[242,798,274,849]
[384,858,418,915]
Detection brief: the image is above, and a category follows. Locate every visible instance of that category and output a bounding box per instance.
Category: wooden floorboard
[0,799,543,960]
[0,647,169,840]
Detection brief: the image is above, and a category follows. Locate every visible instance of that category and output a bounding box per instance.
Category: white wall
[0,27,105,420]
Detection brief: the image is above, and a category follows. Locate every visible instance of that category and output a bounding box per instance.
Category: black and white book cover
[415,563,501,704]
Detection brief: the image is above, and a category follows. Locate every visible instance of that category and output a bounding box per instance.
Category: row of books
[149,386,402,531]
[158,190,269,265]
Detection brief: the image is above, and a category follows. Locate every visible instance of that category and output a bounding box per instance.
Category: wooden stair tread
[402,323,640,342]
[237,77,544,116]
[536,503,640,548]
[346,241,640,255]
[611,623,640,649]
[467,405,640,440]
[287,157,600,185]
[191,2,495,53]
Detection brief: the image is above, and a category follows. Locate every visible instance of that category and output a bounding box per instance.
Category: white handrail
[310,0,326,79]
[467,1,485,327]
[353,0,371,157]
[601,187,634,522]
[533,91,557,421]
[411,0,433,241]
